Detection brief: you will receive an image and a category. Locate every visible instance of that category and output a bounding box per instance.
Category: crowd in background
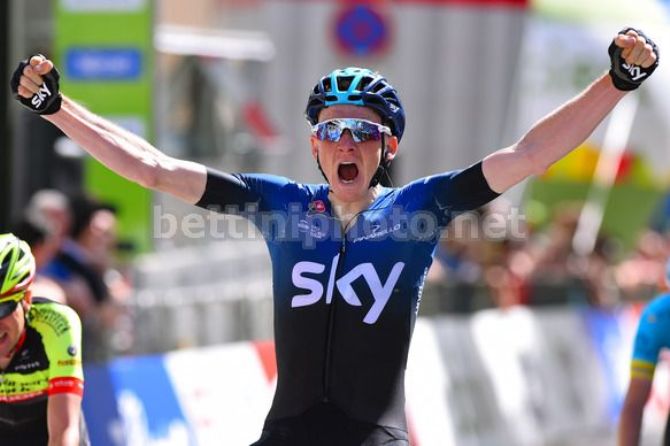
[427,199,669,311]
[12,188,670,362]
[10,189,133,363]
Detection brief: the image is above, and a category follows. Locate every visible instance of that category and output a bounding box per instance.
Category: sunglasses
[0,290,25,304]
[0,291,24,318]
[312,119,392,143]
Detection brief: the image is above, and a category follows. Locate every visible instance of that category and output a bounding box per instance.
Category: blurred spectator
[43,195,132,362]
[10,209,66,303]
[24,189,72,243]
[485,240,532,309]
[615,229,669,301]
[567,235,619,307]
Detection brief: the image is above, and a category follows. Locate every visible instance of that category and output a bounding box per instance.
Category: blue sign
[335,5,389,57]
[581,308,625,423]
[83,355,195,446]
[83,365,122,446]
[65,48,143,81]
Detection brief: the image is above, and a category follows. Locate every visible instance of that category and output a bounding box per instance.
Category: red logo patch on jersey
[309,200,326,213]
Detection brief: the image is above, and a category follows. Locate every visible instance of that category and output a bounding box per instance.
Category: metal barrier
[126,241,609,354]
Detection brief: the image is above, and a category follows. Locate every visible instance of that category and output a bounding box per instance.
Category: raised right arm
[46,96,207,203]
[15,56,207,204]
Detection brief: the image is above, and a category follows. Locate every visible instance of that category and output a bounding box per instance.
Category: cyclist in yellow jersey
[0,233,88,445]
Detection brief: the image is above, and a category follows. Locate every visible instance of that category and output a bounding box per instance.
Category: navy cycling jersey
[196,162,498,434]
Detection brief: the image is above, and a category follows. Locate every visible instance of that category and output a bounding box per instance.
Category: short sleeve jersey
[196,162,499,432]
[0,298,84,444]
[631,293,670,380]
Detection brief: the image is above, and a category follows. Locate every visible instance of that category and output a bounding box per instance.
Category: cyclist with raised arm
[0,233,88,446]
[10,28,658,445]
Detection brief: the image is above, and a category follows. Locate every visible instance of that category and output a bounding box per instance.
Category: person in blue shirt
[619,261,670,446]
[11,28,658,446]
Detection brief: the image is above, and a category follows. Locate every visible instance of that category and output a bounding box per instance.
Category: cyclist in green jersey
[0,233,88,446]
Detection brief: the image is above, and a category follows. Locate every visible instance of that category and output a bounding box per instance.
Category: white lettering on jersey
[290,255,405,324]
[291,262,325,307]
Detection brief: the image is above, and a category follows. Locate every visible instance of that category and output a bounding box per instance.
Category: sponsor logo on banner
[112,356,192,445]
[61,0,146,12]
[66,48,143,81]
[165,344,274,445]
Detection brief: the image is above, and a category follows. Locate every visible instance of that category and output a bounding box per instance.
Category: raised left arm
[482,28,658,193]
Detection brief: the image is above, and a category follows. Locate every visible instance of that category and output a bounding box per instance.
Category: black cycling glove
[9,56,63,115]
[608,27,659,91]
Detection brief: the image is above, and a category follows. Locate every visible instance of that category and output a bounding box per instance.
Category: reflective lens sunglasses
[311,119,392,143]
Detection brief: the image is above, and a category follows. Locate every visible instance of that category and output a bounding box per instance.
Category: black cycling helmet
[305,67,405,142]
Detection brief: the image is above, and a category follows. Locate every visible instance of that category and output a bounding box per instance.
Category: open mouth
[337,162,359,184]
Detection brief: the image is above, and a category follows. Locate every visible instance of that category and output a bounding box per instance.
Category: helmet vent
[372,82,385,93]
[323,77,333,93]
[359,76,373,91]
[337,76,354,92]
[325,95,338,102]
[348,94,362,101]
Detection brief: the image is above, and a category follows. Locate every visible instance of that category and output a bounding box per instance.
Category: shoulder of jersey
[30,297,81,326]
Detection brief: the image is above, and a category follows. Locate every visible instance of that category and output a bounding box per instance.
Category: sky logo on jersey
[291,254,405,324]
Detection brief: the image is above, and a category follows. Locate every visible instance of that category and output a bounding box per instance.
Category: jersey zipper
[322,236,346,402]
[320,192,391,402]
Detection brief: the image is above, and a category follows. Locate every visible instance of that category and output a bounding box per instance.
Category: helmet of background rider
[0,233,36,318]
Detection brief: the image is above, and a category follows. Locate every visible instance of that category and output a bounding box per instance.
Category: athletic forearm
[483,74,626,192]
[44,95,167,189]
[62,97,167,159]
[516,74,625,172]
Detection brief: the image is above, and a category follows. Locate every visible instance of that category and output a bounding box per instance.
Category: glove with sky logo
[10,55,62,115]
[608,27,659,91]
